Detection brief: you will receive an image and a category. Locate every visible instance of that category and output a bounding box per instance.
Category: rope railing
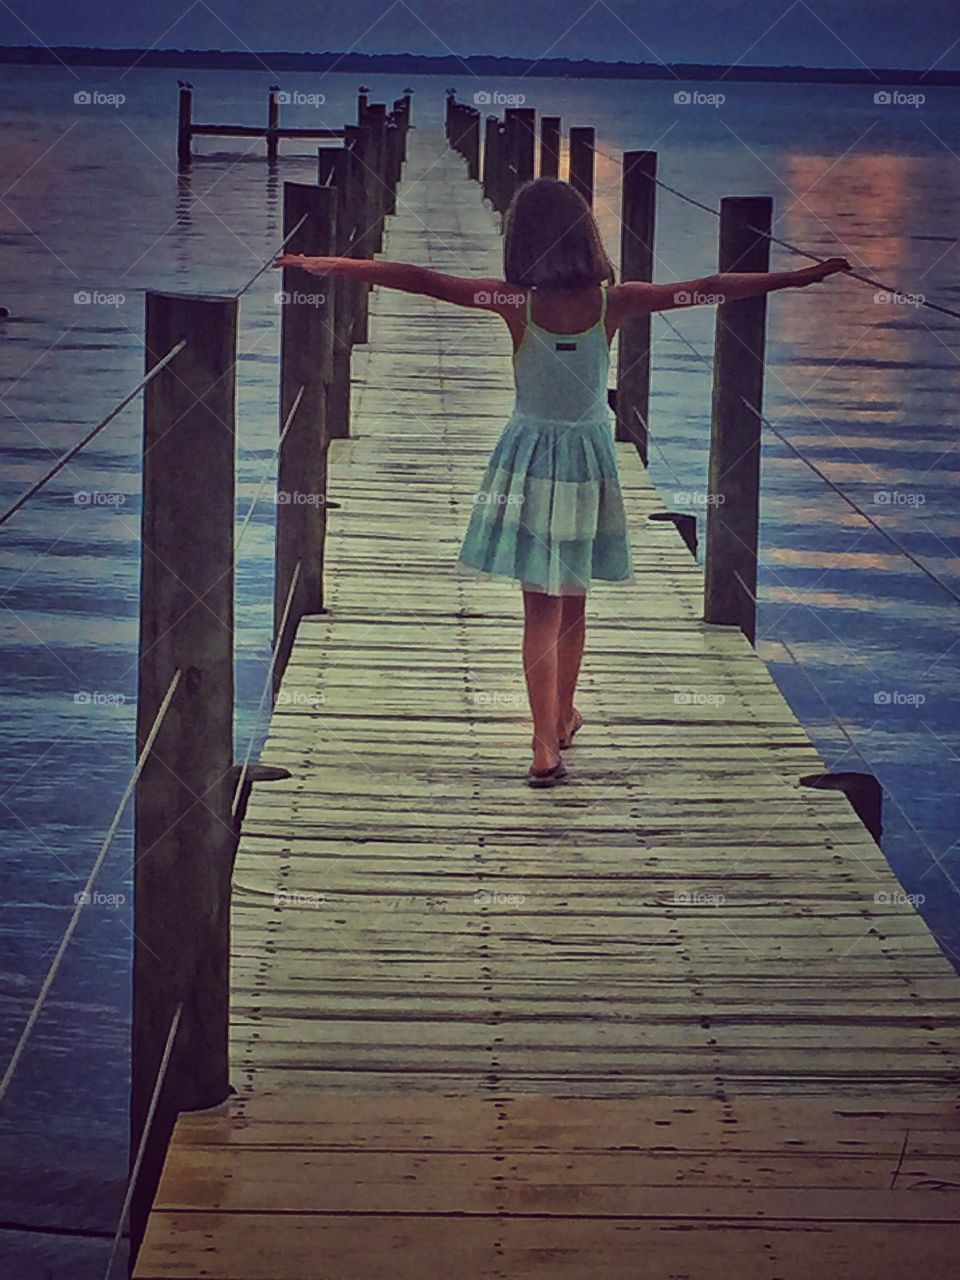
[232,560,302,817]
[0,219,312,529]
[0,669,182,1108]
[102,1002,183,1280]
[656,311,960,609]
[233,211,308,299]
[592,141,960,324]
[235,384,305,553]
[0,339,186,527]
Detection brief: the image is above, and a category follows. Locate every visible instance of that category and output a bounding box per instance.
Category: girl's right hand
[794,256,851,285]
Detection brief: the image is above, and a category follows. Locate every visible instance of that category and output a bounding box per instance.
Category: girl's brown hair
[503,178,615,289]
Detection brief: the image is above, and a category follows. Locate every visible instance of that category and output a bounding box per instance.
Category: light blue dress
[458,282,633,595]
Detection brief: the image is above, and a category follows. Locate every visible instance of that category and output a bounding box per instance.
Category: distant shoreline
[1,45,957,87]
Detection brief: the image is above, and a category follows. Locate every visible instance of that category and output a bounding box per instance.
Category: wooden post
[357,85,369,121]
[266,86,280,164]
[317,147,355,440]
[703,195,773,644]
[569,127,595,204]
[131,290,238,1258]
[275,183,337,676]
[384,118,400,213]
[344,123,372,344]
[364,104,387,252]
[615,150,657,461]
[176,85,193,168]
[540,115,560,178]
[505,107,535,186]
[464,109,481,181]
[495,120,510,213]
[482,115,498,204]
[399,91,412,159]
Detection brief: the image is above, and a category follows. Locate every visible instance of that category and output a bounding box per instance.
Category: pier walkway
[134,130,960,1278]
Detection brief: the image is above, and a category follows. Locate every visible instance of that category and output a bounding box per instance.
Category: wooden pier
[132,127,960,1277]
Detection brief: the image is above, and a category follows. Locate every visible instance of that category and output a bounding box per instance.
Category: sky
[1,0,959,71]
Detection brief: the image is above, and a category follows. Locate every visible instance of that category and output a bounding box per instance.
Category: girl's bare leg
[557,594,586,743]
[522,589,563,771]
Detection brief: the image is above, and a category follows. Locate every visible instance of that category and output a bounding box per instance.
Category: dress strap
[525,289,533,324]
[599,281,608,325]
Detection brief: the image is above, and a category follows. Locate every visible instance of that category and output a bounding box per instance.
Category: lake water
[1,64,958,1277]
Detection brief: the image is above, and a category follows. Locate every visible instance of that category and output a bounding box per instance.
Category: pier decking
[134,131,960,1278]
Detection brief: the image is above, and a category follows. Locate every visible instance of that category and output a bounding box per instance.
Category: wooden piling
[482,115,499,204]
[384,118,400,214]
[703,195,773,643]
[131,290,238,1257]
[364,104,387,252]
[344,123,373,344]
[540,115,560,178]
[464,109,481,181]
[569,127,595,204]
[317,147,356,440]
[176,85,193,167]
[266,87,280,164]
[505,107,535,189]
[615,150,658,461]
[275,183,337,674]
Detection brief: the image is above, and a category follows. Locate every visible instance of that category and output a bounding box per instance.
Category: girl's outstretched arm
[608,256,850,326]
[274,254,519,313]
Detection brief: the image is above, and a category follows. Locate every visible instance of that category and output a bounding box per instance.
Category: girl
[276,177,849,788]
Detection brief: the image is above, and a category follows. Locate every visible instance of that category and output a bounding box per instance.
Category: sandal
[527,758,567,789]
[559,710,584,750]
